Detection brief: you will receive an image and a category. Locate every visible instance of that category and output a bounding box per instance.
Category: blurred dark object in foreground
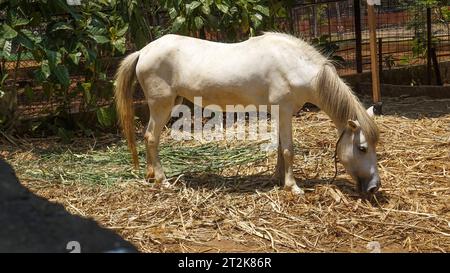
[0,158,137,253]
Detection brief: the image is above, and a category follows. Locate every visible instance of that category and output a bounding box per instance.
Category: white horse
[115,32,380,196]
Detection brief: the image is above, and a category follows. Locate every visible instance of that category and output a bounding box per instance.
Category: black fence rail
[288,0,450,76]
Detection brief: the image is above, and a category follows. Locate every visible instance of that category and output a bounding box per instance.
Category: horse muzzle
[358,175,381,196]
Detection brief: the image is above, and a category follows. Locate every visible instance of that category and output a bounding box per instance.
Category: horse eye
[358,146,367,153]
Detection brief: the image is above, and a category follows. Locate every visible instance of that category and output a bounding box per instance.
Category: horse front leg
[278,111,304,195]
[275,139,285,185]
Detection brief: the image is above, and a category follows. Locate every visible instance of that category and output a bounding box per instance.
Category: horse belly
[179,85,270,110]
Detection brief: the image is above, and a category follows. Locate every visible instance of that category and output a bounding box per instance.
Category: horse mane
[261,32,379,143]
[315,64,380,143]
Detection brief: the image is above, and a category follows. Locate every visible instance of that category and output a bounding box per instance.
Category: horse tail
[115,51,140,168]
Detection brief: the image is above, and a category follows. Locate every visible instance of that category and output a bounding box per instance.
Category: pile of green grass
[17,141,268,185]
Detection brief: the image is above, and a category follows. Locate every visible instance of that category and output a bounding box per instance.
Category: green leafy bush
[0,0,146,135]
[158,0,290,41]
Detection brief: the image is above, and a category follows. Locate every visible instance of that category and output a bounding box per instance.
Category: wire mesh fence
[5,1,450,76]
[3,0,450,121]
[288,0,450,75]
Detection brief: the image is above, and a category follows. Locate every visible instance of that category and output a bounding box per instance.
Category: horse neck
[310,89,357,136]
[309,91,351,135]
[318,104,348,136]
[310,64,361,137]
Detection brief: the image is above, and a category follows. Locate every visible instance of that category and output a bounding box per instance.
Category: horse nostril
[368,185,379,194]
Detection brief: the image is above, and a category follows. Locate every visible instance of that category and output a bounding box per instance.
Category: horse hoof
[146,168,155,181]
[291,186,304,196]
[161,180,172,189]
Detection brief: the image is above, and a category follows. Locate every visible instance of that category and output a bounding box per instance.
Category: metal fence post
[378,37,383,82]
[427,7,432,85]
[431,48,443,85]
[354,0,363,73]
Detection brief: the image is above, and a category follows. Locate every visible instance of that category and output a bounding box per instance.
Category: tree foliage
[158,0,292,41]
[402,0,449,59]
[0,0,297,137]
[0,0,156,137]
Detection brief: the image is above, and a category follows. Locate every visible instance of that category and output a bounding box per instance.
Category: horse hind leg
[144,95,177,187]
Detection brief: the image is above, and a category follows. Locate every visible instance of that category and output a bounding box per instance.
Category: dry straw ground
[2,96,449,252]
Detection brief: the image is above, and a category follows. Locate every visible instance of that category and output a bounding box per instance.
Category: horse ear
[347,120,359,131]
[366,106,375,118]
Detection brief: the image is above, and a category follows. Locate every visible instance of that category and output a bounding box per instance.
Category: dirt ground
[1,96,449,253]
